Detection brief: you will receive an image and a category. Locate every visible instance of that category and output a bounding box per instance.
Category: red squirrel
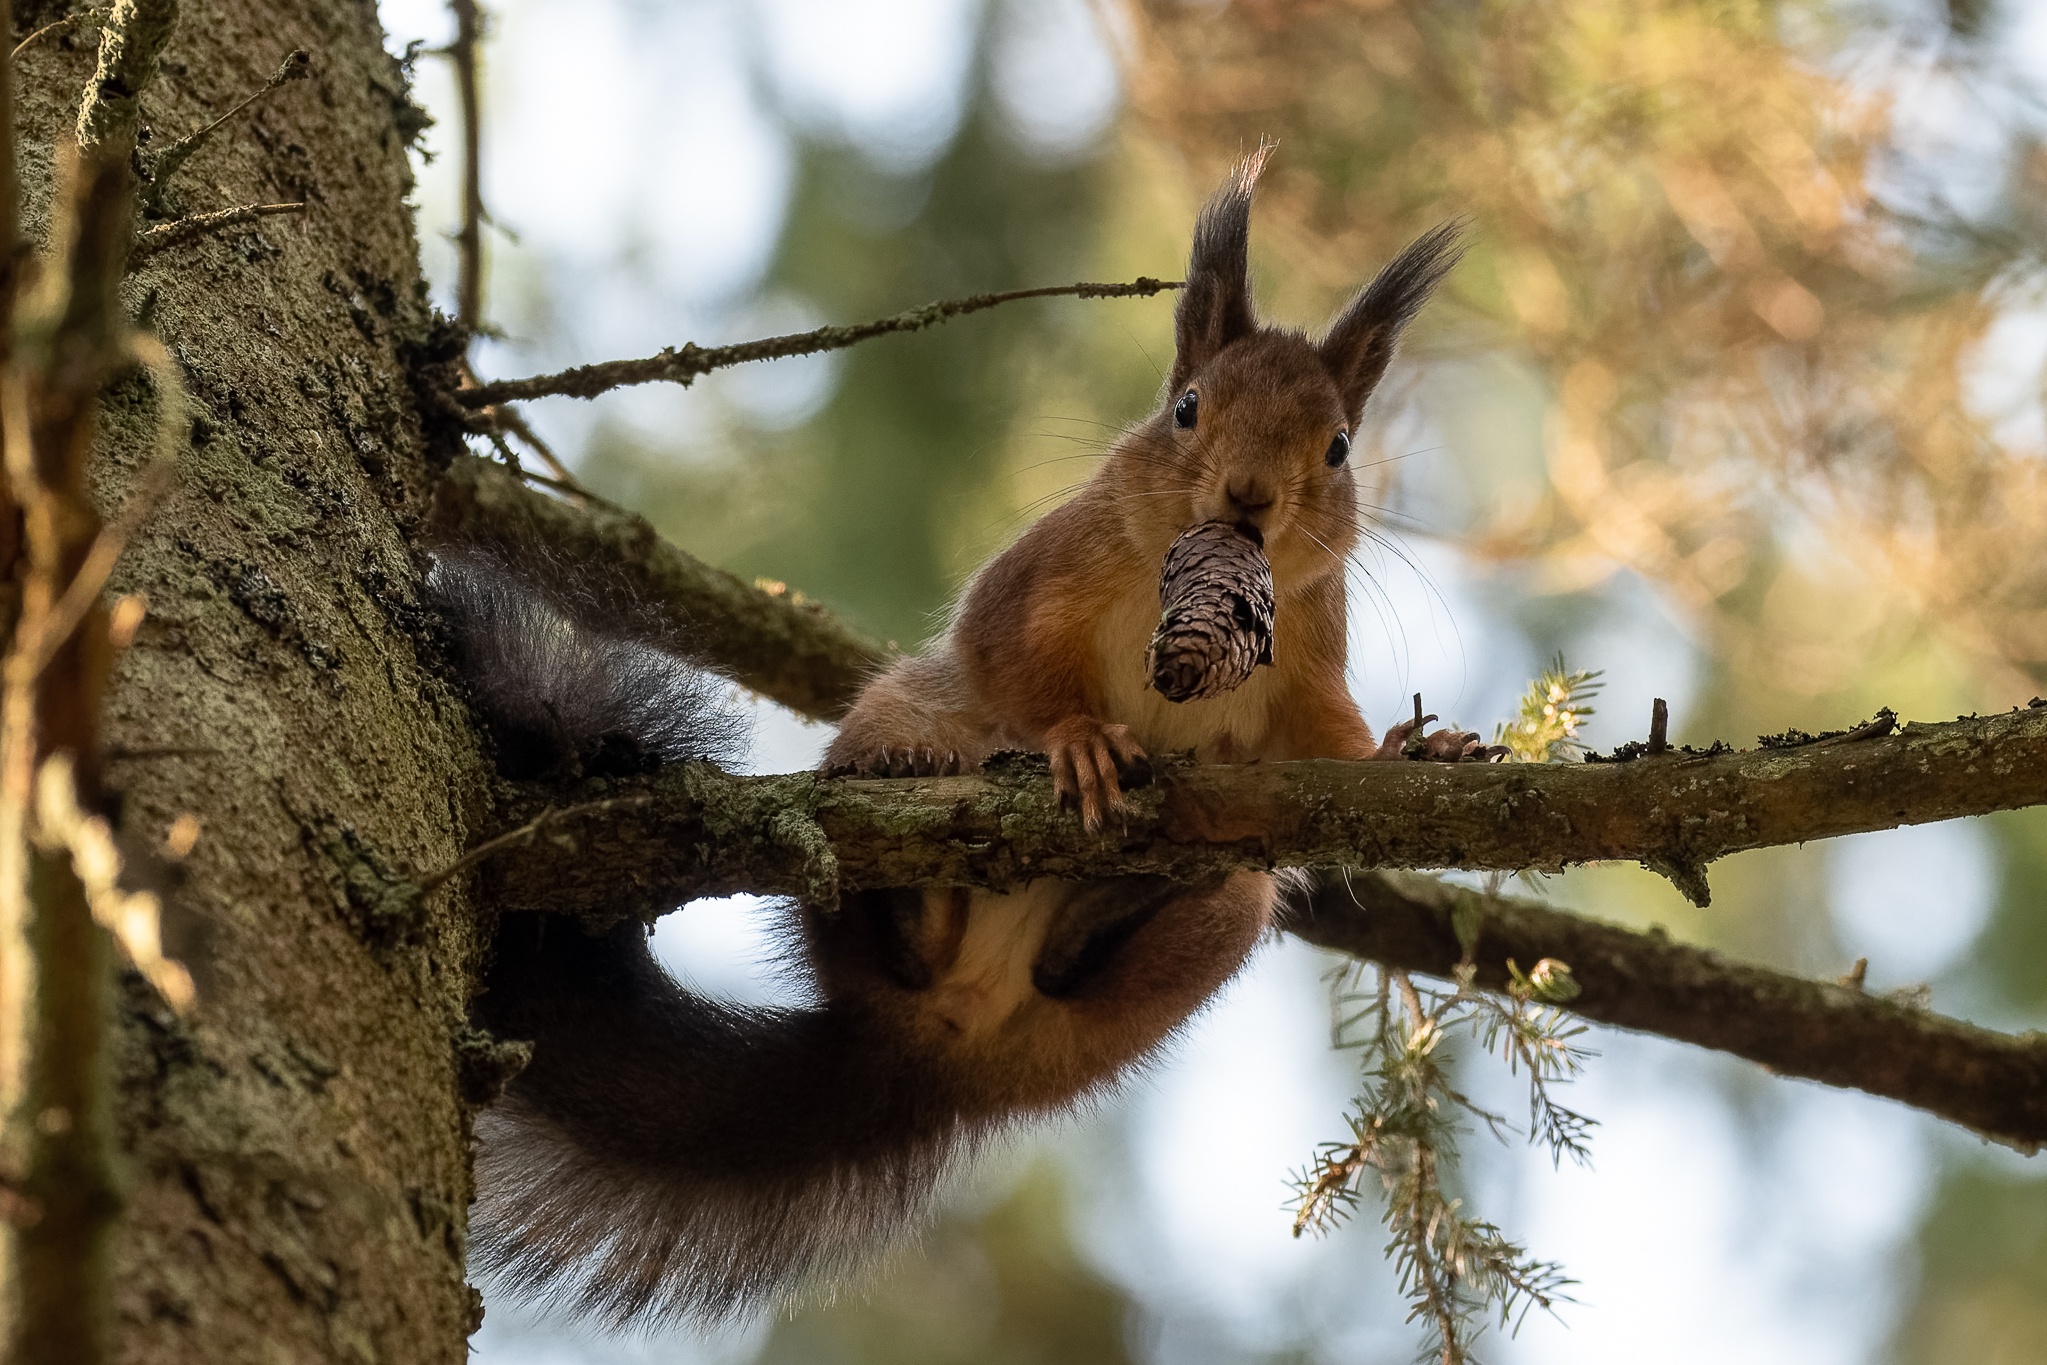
[442,149,1475,1329]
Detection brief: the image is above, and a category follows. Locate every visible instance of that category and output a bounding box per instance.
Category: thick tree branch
[434,455,888,718]
[454,276,1183,408]
[1287,870,2047,1151]
[479,703,2047,916]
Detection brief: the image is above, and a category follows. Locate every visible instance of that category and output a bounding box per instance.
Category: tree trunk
[14,2,485,1358]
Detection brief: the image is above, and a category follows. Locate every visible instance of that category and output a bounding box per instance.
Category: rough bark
[476,704,2047,914]
[9,3,488,1359]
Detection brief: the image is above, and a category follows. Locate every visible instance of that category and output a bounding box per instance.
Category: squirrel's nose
[1225,477,1275,518]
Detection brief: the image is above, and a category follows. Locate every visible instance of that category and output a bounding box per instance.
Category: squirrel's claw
[830,744,964,778]
[1373,713,1504,763]
[1047,718,1146,832]
[1414,727,1483,762]
[1373,713,1436,760]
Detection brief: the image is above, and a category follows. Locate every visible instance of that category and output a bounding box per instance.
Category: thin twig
[461,381,599,499]
[444,0,484,334]
[10,6,109,61]
[141,49,307,211]
[129,200,302,261]
[508,463,623,512]
[417,794,651,893]
[455,276,1185,407]
[491,403,579,488]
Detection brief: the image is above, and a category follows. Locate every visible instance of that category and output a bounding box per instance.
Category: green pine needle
[1494,655,1603,762]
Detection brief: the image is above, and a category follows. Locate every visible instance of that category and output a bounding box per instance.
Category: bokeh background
[379,0,2047,1359]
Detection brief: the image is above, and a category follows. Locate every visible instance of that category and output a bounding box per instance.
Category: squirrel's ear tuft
[1318,220,1466,426]
[1170,146,1273,393]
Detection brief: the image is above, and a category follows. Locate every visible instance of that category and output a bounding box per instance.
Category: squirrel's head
[1112,148,1462,592]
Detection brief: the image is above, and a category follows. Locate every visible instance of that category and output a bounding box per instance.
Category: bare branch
[1287,870,2047,1152]
[444,0,484,334]
[454,276,1185,408]
[128,199,301,261]
[434,456,888,718]
[488,403,580,487]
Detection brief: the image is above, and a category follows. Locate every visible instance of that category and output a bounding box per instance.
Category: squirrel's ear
[1318,221,1465,425]
[1170,147,1272,393]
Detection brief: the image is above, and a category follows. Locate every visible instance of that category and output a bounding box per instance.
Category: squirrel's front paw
[1374,707,1506,763]
[1045,717,1148,832]
[828,745,965,778]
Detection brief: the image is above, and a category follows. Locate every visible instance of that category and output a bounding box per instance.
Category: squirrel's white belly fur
[927,881,1065,1039]
[1092,584,1280,761]
[927,586,1277,1043]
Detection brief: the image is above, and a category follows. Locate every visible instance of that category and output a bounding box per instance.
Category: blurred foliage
[1894,1155,2047,1363]
[1121,0,2047,705]
[753,1165,1137,1365]
[1492,655,1602,760]
[1979,807,2047,1017]
[581,14,1173,645]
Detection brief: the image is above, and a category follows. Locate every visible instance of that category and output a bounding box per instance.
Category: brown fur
[818,151,1470,1193]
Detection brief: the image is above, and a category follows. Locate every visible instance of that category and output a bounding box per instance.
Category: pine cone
[1145,520,1275,703]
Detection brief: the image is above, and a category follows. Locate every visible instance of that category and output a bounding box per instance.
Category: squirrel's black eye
[1326,430,1350,467]
[1174,390,1198,429]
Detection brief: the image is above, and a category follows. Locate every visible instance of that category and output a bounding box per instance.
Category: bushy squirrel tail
[428,544,969,1327]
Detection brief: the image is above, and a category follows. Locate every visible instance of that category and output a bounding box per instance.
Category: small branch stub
[129,200,302,261]
[1648,697,1669,755]
[1146,520,1272,702]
